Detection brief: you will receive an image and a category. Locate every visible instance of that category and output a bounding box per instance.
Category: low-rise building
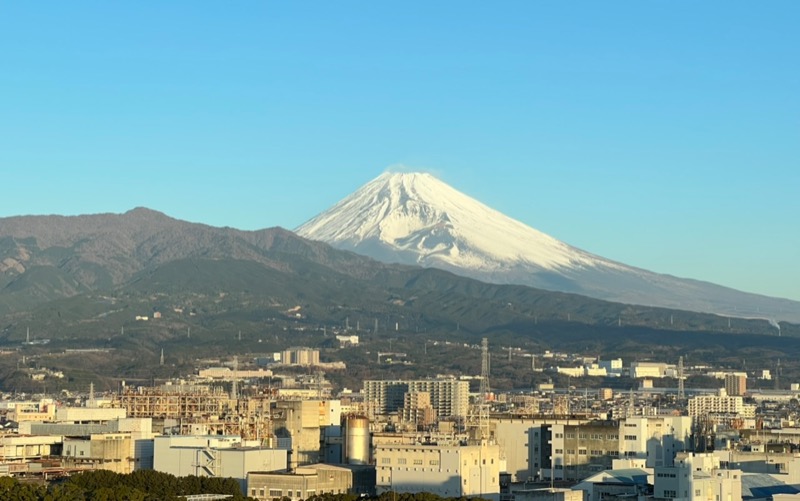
[247,464,375,501]
[63,433,132,473]
[374,440,501,501]
[153,435,287,492]
[654,452,742,501]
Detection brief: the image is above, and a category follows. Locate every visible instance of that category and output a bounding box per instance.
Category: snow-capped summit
[298,171,616,273]
[297,171,800,322]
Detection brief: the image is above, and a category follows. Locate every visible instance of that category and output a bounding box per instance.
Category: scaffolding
[115,385,273,441]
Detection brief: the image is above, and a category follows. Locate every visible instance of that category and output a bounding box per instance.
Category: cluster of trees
[0,470,250,501]
[0,472,488,501]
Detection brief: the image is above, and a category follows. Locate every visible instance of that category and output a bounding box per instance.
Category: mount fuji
[297,171,800,323]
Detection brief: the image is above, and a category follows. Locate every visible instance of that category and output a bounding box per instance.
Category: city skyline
[1,2,798,301]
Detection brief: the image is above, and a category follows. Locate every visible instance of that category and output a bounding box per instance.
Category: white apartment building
[688,390,756,418]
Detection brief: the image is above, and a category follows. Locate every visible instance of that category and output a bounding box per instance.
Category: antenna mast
[231,355,239,399]
[480,338,490,400]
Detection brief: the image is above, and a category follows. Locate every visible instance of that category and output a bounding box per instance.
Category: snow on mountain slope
[298,172,619,271]
[297,172,800,323]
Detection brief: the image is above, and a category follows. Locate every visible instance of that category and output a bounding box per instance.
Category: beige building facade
[374,441,501,501]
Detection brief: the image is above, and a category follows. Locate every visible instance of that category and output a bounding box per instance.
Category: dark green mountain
[0,208,797,391]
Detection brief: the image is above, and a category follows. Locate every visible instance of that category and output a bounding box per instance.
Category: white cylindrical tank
[345,415,370,465]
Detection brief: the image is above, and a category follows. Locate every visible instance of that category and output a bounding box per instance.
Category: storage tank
[344,415,371,465]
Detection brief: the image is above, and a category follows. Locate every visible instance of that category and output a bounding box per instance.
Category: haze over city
[1,1,798,302]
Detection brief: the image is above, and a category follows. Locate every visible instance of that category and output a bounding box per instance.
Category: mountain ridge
[297,171,800,323]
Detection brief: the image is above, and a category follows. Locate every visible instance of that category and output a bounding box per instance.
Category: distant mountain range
[297,171,800,323]
[2,206,799,394]
[1,206,793,343]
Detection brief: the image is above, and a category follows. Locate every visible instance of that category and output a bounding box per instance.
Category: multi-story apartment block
[724,373,747,397]
[281,347,320,366]
[688,390,756,418]
[363,379,469,418]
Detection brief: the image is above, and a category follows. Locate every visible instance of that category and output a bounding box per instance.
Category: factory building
[153,435,287,493]
[247,463,375,501]
[374,440,501,501]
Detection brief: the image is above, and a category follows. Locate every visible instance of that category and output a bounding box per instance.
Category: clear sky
[1,2,798,301]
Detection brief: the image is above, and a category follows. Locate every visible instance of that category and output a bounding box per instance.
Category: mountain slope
[297,172,800,323]
[0,208,391,315]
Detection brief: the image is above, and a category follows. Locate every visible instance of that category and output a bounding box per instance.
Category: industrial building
[247,463,375,500]
[373,439,501,501]
[653,452,742,501]
[272,400,341,468]
[489,415,593,483]
[153,435,287,492]
[116,384,273,440]
[25,416,156,471]
[63,433,133,474]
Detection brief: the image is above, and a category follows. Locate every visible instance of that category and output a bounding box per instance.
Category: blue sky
[1,2,798,301]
